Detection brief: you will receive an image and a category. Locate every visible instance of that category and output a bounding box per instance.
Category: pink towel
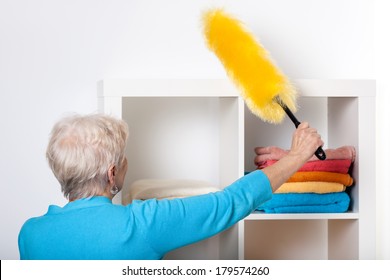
[258,159,353,174]
[254,145,356,165]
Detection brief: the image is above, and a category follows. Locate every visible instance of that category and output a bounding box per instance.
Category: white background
[0,0,388,259]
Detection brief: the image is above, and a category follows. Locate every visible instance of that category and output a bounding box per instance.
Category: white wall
[374,0,390,260]
[0,0,388,259]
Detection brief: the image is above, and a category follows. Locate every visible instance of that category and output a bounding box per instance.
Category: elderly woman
[18,113,322,260]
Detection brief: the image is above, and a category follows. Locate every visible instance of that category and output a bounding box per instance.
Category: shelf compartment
[242,219,358,260]
[120,96,243,195]
[245,96,365,214]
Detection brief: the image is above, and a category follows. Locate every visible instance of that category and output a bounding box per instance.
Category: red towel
[258,159,353,174]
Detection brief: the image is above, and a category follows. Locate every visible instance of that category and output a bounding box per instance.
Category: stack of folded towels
[254,146,355,213]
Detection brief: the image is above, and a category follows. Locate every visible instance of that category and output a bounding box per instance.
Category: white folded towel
[124,179,220,203]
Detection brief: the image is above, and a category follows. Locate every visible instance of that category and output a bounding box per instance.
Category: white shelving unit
[98,79,375,260]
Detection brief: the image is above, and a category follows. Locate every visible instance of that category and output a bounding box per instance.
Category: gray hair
[46,113,129,200]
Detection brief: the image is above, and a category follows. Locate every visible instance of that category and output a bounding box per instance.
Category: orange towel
[254,145,356,165]
[275,182,346,194]
[258,159,353,174]
[287,171,353,186]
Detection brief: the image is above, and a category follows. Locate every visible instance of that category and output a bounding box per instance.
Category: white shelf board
[245,212,359,220]
[294,79,375,97]
[98,79,375,98]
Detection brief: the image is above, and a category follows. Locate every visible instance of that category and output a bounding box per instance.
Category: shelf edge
[244,212,359,220]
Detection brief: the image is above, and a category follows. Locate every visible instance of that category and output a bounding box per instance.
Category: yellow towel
[287,171,353,186]
[275,182,346,194]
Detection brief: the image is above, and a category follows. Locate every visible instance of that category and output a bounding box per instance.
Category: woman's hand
[289,122,324,162]
[259,122,323,193]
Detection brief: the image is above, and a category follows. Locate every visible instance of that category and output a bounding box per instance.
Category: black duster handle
[275,97,326,161]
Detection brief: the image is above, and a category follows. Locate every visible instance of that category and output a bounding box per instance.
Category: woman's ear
[107,165,116,186]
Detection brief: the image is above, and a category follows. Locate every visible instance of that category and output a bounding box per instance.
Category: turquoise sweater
[18,170,271,260]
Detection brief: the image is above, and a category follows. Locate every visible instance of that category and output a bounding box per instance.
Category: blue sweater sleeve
[130,170,272,255]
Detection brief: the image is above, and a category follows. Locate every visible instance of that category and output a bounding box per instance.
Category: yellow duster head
[202,8,298,123]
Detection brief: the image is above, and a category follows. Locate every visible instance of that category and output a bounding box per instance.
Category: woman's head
[46,113,129,201]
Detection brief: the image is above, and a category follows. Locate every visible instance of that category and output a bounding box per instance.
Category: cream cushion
[124,179,220,203]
